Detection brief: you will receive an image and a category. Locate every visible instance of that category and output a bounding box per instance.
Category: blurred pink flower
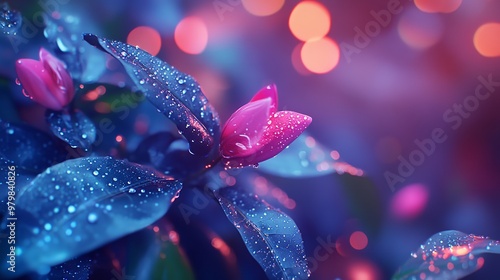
[220,84,312,168]
[15,48,74,110]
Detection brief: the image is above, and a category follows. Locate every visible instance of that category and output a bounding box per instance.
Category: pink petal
[252,111,312,163]
[39,48,74,107]
[250,84,278,114]
[15,59,63,110]
[223,111,312,168]
[220,98,272,158]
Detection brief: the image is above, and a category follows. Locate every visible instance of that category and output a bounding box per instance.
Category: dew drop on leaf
[394,230,500,280]
[0,3,21,36]
[87,213,98,223]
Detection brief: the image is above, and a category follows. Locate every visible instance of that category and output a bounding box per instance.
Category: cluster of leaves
[0,6,333,280]
[2,4,499,280]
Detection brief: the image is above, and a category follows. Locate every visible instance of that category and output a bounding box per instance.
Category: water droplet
[87,213,98,223]
[56,37,71,52]
[92,170,99,176]
[178,79,185,85]
[139,79,145,85]
[82,134,88,139]
[67,205,76,213]
[112,177,118,182]
[0,3,21,36]
[105,205,112,211]
[6,128,14,134]
[15,78,20,85]
[128,188,137,194]
[65,229,72,236]
[22,89,31,98]
[121,51,127,57]
[44,223,52,231]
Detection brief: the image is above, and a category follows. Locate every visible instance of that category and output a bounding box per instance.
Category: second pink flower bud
[15,48,74,111]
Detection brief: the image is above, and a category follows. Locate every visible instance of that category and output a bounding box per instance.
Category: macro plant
[2,2,500,280]
[0,4,330,280]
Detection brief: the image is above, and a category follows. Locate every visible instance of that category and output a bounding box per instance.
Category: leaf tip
[83,33,104,51]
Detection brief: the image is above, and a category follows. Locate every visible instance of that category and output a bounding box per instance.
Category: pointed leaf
[84,33,220,156]
[214,187,309,280]
[393,230,500,280]
[0,119,68,173]
[1,157,182,276]
[46,109,96,150]
[259,133,363,177]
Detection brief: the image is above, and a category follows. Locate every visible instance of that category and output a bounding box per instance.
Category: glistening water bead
[87,213,98,223]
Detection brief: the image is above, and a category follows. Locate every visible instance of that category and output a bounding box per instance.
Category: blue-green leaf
[0,119,68,173]
[259,134,363,178]
[1,157,182,277]
[393,230,500,280]
[46,109,96,150]
[214,187,309,280]
[83,33,220,156]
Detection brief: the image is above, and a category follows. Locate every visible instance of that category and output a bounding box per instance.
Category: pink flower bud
[220,85,312,168]
[15,48,74,110]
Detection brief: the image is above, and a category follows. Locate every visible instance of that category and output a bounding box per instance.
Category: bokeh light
[126,26,162,56]
[415,0,462,13]
[242,0,285,17]
[289,1,331,41]
[390,183,429,220]
[175,16,208,55]
[348,261,380,280]
[350,231,368,250]
[474,22,500,57]
[301,37,340,74]
[398,9,444,50]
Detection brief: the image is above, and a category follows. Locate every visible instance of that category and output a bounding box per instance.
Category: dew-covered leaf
[258,134,363,178]
[83,33,220,156]
[42,256,95,280]
[0,2,21,36]
[2,157,182,276]
[393,230,500,280]
[214,187,309,280]
[0,119,68,173]
[46,109,96,150]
